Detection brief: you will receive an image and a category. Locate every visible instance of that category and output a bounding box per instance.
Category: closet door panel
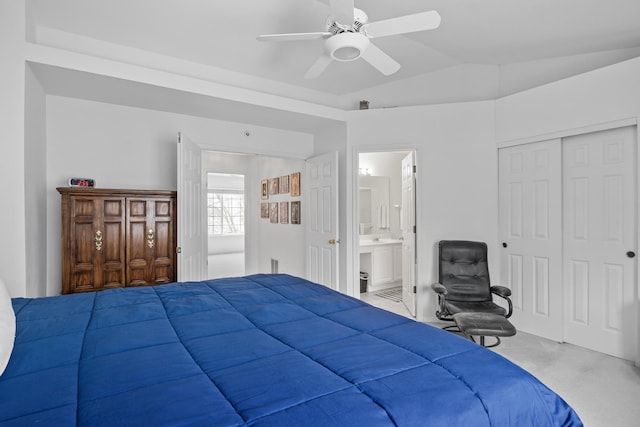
[562,126,637,360]
[498,140,563,341]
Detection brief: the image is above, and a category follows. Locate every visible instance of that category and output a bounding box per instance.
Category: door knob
[626,251,636,258]
[502,242,508,248]
[328,239,339,245]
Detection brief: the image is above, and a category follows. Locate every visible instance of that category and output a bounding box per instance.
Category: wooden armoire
[58,187,177,294]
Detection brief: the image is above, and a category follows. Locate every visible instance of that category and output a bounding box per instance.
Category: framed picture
[261,179,268,200]
[279,175,290,194]
[291,172,301,197]
[260,202,269,219]
[291,201,301,224]
[269,177,279,195]
[269,202,279,223]
[279,201,289,224]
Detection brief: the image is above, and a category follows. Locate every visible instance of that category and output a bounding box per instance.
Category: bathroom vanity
[359,238,403,291]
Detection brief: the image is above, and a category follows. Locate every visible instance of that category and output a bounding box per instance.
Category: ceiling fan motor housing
[326,7,368,34]
[325,32,370,61]
[324,8,370,61]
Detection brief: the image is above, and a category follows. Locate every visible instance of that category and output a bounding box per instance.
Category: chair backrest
[438,240,492,302]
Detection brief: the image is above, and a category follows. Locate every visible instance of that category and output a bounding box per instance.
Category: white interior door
[563,126,637,359]
[176,132,206,282]
[498,140,563,341]
[401,152,416,317]
[306,151,339,290]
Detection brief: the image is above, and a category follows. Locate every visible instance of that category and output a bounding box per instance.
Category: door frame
[349,146,421,318]
[178,139,307,281]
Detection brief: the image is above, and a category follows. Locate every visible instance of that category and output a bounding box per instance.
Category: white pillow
[0,279,16,376]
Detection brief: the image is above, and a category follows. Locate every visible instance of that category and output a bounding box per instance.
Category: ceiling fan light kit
[257,1,441,78]
[326,32,370,61]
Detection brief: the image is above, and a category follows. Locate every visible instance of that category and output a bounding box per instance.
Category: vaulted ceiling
[27,0,640,110]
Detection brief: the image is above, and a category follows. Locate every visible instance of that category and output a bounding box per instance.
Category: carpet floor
[361,292,640,427]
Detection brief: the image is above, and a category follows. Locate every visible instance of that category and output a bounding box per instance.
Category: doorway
[356,150,417,318]
[206,173,246,279]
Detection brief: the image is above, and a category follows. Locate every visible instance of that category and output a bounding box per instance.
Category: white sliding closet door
[563,127,637,360]
[498,140,563,341]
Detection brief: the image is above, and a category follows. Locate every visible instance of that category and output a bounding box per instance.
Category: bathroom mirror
[358,175,390,235]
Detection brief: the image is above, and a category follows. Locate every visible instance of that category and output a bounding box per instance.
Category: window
[207,190,245,235]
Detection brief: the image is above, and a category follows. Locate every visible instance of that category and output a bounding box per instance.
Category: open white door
[306,151,339,290]
[176,132,206,282]
[401,152,417,317]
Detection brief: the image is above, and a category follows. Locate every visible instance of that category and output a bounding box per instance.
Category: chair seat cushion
[444,300,507,317]
[453,312,516,337]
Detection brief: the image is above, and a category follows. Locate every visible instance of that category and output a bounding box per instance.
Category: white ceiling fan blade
[362,10,441,38]
[329,0,354,25]
[257,32,332,42]
[360,43,400,76]
[304,54,333,79]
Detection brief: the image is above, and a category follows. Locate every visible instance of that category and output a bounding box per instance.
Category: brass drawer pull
[94,230,103,251]
[147,228,155,248]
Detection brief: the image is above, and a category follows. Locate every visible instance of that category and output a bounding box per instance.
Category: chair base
[439,322,502,347]
[472,335,501,348]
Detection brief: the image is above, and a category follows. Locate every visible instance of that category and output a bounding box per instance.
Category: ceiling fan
[257,0,441,79]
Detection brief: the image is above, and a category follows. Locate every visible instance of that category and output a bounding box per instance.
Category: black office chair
[431,240,513,322]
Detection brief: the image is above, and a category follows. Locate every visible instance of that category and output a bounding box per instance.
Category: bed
[0,274,581,426]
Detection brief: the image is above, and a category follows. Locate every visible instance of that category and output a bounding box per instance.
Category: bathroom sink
[359,238,402,247]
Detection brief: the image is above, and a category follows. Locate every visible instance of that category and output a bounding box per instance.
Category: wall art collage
[260,172,301,225]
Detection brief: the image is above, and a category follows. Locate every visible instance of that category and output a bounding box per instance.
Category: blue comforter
[0,274,581,426]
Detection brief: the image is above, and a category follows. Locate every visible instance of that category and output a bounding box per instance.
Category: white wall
[496,56,640,143]
[24,66,47,297]
[0,2,27,297]
[347,101,498,321]
[44,96,315,295]
[256,156,306,277]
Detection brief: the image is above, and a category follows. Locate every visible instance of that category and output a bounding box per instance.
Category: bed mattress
[0,274,581,426]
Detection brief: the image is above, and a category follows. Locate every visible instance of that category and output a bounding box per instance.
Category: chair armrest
[490,286,513,318]
[431,283,447,295]
[490,285,511,298]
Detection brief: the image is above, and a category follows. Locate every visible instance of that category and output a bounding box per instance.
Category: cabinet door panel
[127,200,151,287]
[151,199,176,285]
[102,219,126,289]
[372,246,393,285]
[126,197,176,286]
[101,199,126,289]
[67,197,125,293]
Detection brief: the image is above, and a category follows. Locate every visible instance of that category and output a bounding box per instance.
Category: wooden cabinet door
[126,197,176,287]
[66,196,126,293]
